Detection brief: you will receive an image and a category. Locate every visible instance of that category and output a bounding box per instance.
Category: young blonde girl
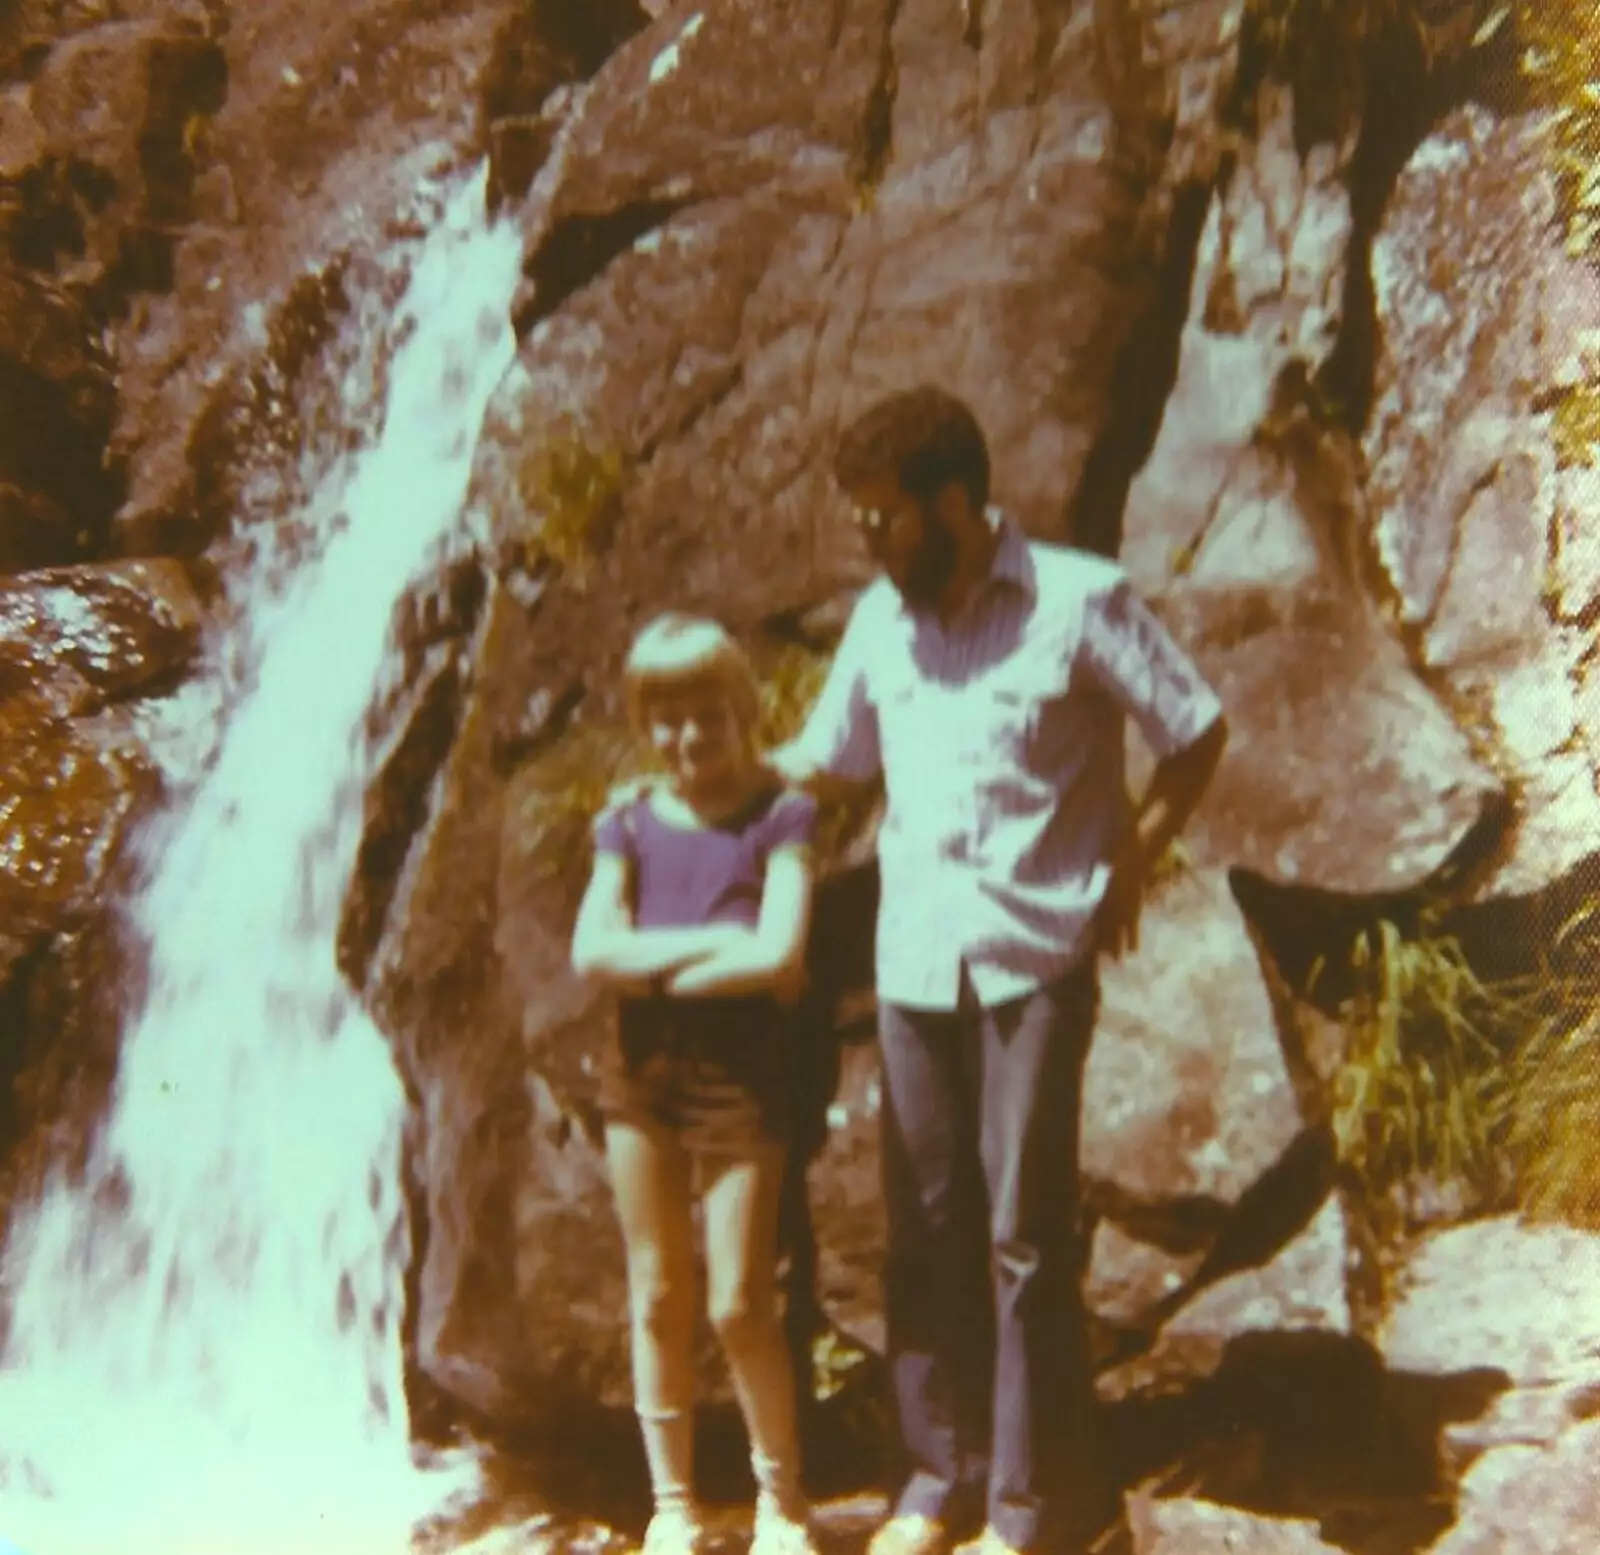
[571,612,822,1555]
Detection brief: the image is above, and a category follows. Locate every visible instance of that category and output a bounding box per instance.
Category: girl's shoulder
[757,782,819,850]
[591,787,654,853]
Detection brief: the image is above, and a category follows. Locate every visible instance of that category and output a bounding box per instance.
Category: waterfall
[0,162,523,1555]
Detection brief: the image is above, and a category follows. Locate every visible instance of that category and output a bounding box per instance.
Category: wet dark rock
[478,0,651,211]
[21,18,227,301]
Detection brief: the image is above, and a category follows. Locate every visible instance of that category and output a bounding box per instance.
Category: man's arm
[1078,569,1229,953]
[1128,714,1228,870]
[767,595,883,796]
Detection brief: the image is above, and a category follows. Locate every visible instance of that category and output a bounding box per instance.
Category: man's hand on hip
[1094,833,1149,960]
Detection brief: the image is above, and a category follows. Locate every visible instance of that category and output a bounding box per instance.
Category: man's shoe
[866,1512,952,1555]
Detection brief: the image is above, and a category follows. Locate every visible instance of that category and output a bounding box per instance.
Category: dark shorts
[597,994,791,1150]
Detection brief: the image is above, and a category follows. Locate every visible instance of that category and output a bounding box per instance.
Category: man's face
[847,475,959,609]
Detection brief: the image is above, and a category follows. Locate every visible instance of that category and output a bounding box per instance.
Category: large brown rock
[0,560,200,1230]
[1119,82,1504,898]
[1363,105,1600,902]
[377,0,1254,1423]
[1378,1220,1600,1555]
[1085,869,1304,1214]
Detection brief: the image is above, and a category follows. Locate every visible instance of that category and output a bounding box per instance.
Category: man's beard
[896,514,959,608]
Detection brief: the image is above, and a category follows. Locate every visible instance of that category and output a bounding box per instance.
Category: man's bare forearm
[1131,716,1228,866]
[767,740,873,803]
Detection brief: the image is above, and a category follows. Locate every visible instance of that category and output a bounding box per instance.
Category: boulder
[1380,1220,1600,1555]
[1118,83,1504,898]
[1085,868,1305,1215]
[1363,105,1600,901]
[0,559,204,715]
[0,559,200,1233]
[1128,1496,1348,1555]
[1430,1420,1600,1555]
[477,0,650,211]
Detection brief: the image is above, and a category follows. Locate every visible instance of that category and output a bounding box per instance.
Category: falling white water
[0,164,524,1555]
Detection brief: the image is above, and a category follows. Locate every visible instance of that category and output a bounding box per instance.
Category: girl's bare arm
[665,844,815,1002]
[571,852,749,992]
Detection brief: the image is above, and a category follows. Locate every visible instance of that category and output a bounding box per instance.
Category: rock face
[1363,104,1600,903]
[373,0,1266,1421]
[363,0,1600,1462]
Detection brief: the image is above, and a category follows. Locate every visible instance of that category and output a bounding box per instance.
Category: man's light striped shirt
[789,510,1224,1012]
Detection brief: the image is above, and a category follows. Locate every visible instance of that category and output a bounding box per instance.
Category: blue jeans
[879,962,1100,1551]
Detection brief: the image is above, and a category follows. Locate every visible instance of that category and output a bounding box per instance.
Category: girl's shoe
[749,1494,821,1555]
[639,1507,708,1553]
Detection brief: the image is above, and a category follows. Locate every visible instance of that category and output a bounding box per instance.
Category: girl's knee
[707,1279,778,1349]
[630,1263,694,1341]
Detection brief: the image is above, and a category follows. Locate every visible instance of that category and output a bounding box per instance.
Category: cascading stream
[0,163,523,1555]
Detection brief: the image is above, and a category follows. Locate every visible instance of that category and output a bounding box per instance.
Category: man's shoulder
[1022,535,1127,603]
[833,575,904,651]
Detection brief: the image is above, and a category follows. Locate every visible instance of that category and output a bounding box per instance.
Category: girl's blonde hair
[622,612,761,736]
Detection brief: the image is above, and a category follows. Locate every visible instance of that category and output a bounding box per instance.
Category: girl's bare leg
[701,1146,809,1523]
[606,1120,700,1525]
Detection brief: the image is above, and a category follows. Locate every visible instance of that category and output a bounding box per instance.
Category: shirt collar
[887,505,1037,624]
[985,506,1036,599]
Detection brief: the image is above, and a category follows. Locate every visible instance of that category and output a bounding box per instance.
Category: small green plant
[1554,386,1600,469]
[756,642,832,748]
[513,431,624,584]
[1507,0,1600,468]
[1510,0,1600,257]
[1317,916,1514,1211]
[508,717,653,892]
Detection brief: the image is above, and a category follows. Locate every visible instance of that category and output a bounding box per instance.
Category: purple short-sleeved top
[590,783,819,1145]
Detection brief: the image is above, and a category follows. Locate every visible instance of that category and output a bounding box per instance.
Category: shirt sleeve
[591,802,634,859]
[783,594,882,783]
[1077,569,1224,760]
[762,789,820,853]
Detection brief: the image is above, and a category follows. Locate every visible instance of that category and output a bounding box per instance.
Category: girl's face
[643,678,753,794]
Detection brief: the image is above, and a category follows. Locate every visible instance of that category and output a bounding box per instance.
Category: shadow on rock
[1103,1330,1511,1555]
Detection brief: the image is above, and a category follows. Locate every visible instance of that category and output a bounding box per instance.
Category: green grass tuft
[1497,898,1600,1227]
[1319,916,1514,1214]
[512,431,625,584]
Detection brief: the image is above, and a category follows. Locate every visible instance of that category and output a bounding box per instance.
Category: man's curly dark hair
[833,385,992,512]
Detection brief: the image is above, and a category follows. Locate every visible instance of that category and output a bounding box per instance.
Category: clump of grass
[512,431,624,585]
[1553,386,1600,470]
[1505,0,1600,468]
[1315,888,1600,1238]
[1499,898,1600,1227]
[1510,0,1600,257]
[1314,915,1516,1216]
